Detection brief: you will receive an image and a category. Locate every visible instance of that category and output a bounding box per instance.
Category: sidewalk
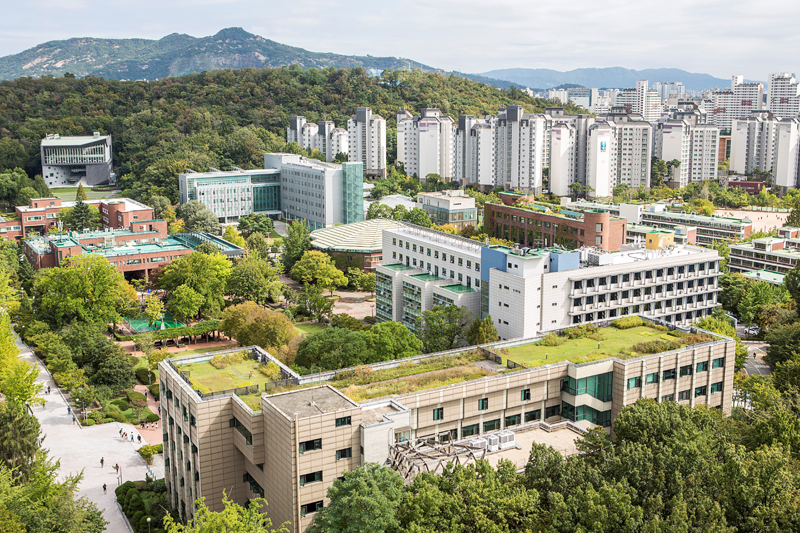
[133,384,162,446]
[17,335,164,532]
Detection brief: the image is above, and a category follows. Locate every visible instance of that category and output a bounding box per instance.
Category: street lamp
[146,517,151,533]
[77,387,86,421]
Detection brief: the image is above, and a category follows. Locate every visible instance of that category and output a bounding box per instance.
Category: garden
[116,478,167,533]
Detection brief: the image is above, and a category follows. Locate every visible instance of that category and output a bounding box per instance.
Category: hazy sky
[1,0,797,80]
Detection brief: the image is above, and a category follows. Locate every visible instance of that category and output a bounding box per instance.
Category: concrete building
[40,133,113,187]
[159,320,735,532]
[768,72,800,118]
[455,115,496,189]
[179,154,364,229]
[741,269,785,285]
[653,82,686,101]
[396,108,456,180]
[729,234,800,275]
[588,108,653,191]
[309,218,407,272]
[287,117,349,163]
[348,107,387,178]
[730,112,800,191]
[654,117,719,187]
[709,76,764,131]
[287,117,318,151]
[626,224,696,246]
[416,190,477,230]
[614,80,661,123]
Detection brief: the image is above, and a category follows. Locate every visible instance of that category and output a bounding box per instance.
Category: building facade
[397,108,456,180]
[416,190,477,230]
[730,112,800,191]
[40,133,113,187]
[348,107,387,178]
[768,72,800,119]
[728,234,800,275]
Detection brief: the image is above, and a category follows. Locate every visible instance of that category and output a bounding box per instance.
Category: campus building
[348,107,387,178]
[40,133,113,187]
[728,232,800,275]
[309,218,407,272]
[396,108,456,180]
[415,190,477,230]
[159,319,735,532]
[178,154,364,229]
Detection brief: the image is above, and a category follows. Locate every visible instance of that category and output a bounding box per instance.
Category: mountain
[0,27,434,80]
[478,67,757,92]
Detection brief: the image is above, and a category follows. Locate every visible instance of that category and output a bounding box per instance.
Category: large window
[680,365,693,377]
[645,372,659,384]
[299,439,321,454]
[521,389,531,401]
[505,414,521,427]
[545,405,561,419]
[561,401,612,427]
[710,381,724,394]
[696,361,708,373]
[335,448,352,461]
[462,424,479,439]
[562,372,613,401]
[695,386,708,398]
[525,409,541,422]
[712,357,725,369]
[627,377,642,390]
[483,419,501,433]
[301,501,323,517]
[663,368,677,381]
[678,390,691,401]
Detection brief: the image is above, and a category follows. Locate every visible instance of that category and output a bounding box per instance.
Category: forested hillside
[0,67,582,202]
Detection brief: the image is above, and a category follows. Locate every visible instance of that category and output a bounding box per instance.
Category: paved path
[18,335,164,532]
[132,383,163,445]
[744,344,772,377]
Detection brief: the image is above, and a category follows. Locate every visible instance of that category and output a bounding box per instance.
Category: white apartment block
[287,117,318,150]
[615,81,661,123]
[709,75,764,131]
[287,117,348,163]
[768,73,800,119]
[455,115,496,188]
[348,107,387,178]
[396,108,455,180]
[589,109,653,191]
[690,125,720,182]
[652,82,686,101]
[586,122,616,198]
[730,111,800,190]
[654,117,718,187]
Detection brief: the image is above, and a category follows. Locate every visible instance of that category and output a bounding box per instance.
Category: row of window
[298,438,354,461]
[391,237,481,272]
[572,264,716,290]
[627,358,725,390]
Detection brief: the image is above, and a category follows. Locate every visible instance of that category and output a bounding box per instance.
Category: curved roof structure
[310,218,407,253]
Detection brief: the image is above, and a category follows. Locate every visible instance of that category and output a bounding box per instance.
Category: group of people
[119,428,143,444]
[139,420,158,430]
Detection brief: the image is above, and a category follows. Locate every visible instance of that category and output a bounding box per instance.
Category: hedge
[84,419,95,426]
[113,320,221,343]
[147,383,159,401]
[135,367,155,384]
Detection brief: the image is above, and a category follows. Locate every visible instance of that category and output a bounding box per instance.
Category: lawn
[178,360,265,393]
[500,325,703,368]
[294,323,327,336]
[50,187,121,201]
[173,345,237,356]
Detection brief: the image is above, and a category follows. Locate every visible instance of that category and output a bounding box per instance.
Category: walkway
[132,384,163,445]
[18,336,164,532]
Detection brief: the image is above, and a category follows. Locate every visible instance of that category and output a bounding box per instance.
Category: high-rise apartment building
[396,108,455,180]
[652,82,686,101]
[615,80,661,123]
[455,115,496,188]
[729,111,800,191]
[768,73,800,118]
[287,117,348,163]
[587,108,653,193]
[708,75,764,131]
[348,107,387,178]
[654,113,719,187]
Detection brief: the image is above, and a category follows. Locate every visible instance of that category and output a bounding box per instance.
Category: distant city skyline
[1,0,797,81]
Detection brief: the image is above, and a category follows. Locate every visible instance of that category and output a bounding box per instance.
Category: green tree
[32,254,138,328]
[391,204,408,221]
[737,280,774,328]
[785,264,800,304]
[0,140,28,172]
[223,225,246,248]
[785,195,800,227]
[15,186,38,207]
[163,492,287,533]
[144,294,164,328]
[170,285,205,323]
[282,221,311,272]
[148,195,172,219]
[404,207,433,227]
[364,321,422,361]
[415,305,473,353]
[694,315,748,370]
[308,463,403,533]
[290,251,348,296]
[75,184,88,202]
[221,302,297,350]
[245,232,270,258]
[295,328,369,370]
[237,213,274,237]
[66,200,99,231]
[0,402,43,482]
[366,202,393,220]
[176,200,221,233]
[226,253,282,305]
[465,315,499,346]
[159,251,232,317]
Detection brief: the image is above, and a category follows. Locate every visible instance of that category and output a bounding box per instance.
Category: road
[743,343,772,376]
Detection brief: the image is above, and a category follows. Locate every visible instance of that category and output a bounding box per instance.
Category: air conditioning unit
[470,438,487,450]
[486,435,500,452]
[498,430,515,449]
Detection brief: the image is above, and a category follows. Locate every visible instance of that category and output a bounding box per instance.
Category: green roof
[440,284,476,293]
[383,263,415,271]
[741,270,785,285]
[410,273,444,282]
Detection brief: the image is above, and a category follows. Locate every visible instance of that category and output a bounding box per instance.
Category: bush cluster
[210,351,247,369]
[612,316,645,329]
[135,367,155,384]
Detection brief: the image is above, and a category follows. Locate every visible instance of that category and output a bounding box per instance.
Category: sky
[1,0,798,80]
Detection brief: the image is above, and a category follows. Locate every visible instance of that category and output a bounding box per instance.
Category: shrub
[116,481,135,499]
[138,515,153,533]
[146,412,160,423]
[88,410,103,422]
[135,367,155,384]
[105,410,127,423]
[612,316,644,329]
[126,390,147,407]
[103,418,114,424]
[258,361,282,381]
[210,351,247,369]
[133,481,148,490]
[138,444,159,464]
[538,333,564,347]
[131,511,145,530]
[111,398,130,411]
[84,419,95,426]
[154,444,163,454]
[364,316,377,325]
[147,383,160,401]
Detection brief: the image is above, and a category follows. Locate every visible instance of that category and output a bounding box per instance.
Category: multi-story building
[454,115,496,189]
[179,154,364,229]
[587,108,653,192]
[730,111,800,192]
[768,72,800,118]
[287,117,318,150]
[415,190,477,230]
[396,108,455,180]
[40,133,113,187]
[348,107,387,178]
[626,224,696,246]
[614,80,661,123]
[23,220,243,276]
[287,118,349,163]
[708,76,764,131]
[728,234,800,275]
[654,117,719,187]
[159,321,735,532]
[652,82,686,101]
[309,218,407,273]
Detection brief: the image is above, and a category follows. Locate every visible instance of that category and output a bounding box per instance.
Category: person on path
[67,406,71,415]
[47,386,50,394]
[103,483,107,494]
[144,390,147,399]
[115,464,119,472]
[131,433,135,442]
[72,415,76,425]
[137,435,141,444]
[100,457,104,468]
[158,406,161,415]
[119,428,123,437]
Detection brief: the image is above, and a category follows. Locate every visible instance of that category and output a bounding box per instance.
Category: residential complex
[708,75,764,131]
[415,190,477,230]
[614,80,662,123]
[178,154,364,229]
[348,107,387,178]
[287,117,348,162]
[730,112,800,192]
[396,108,455,180]
[655,112,719,187]
[767,72,800,119]
[158,320,735,531]
[40,132,113,187]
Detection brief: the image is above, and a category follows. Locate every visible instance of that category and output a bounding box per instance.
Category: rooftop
[410,273,445,282]
[382,263,416,271]
[264,386,358,420]
[741,270,786,285]
[310,218,407,253]
[41,134,110,147]
[440,284,476,293]
[25,232,244,258]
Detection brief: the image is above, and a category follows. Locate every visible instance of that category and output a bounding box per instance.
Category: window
[596,223,603,232]
[663,368,677,381]
[505,414,521,427]
[299,471,322,486]
[301,501,323,517]
[483,419,501,432]
[595,235,603,245]
[525,409,541,422]
[661,394,675,402]
[678,390,691,401]
[335,416,351,427]
[478,398,488,411]
[695,386,707,397]
[545,405,560,418]
[645,372,659,384]
[521,389,531,401]
[680,365,693,377]
[696,361,708,373]
[335,448,352,461]
[712,357,725,369]
[433,407,444,421]
[627,376,641,390]
[611,275,618,283]
[299,439,322,454]
[710,381,723,394]
[462,423,479,438]
[574,280,583,289]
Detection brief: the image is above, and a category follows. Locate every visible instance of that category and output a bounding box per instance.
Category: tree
[415,305,473,353]
[222,226,246,248]
[226,253,282,305]
[366,202,393,220]
[785,264,800,304]
[290,251,348,296]
[333,152,348,164]
[302,284,335,323]
[282,221,311,272]
[159,251,232,317]
[694,315,749,370]
[66,200,99,231]
[568,181,582,200]
[221,302,296,350]
[295,328,369,370]
[32,254,138,329]
[163,492,288,533]
[237,213,274,238]
[144,295,164,328]
[245,232,270,258]
[737,281,774,327]
[785,195,800,227]
[391,204,408,221]
[404,207,433,227]
[148,195,171,219]
[75,184,88,202]
[15,187,38,207]
[170,285,205,323]
[307,463,404,533]
[0,402,43,482]
[364,321,422,361]
[465,315,499,346]
[176,200,221,233]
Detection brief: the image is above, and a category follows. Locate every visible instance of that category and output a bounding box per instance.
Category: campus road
[18,336,165,532]
[743,343,772,377]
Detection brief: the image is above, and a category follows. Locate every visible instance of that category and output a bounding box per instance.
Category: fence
[506,358,526,370]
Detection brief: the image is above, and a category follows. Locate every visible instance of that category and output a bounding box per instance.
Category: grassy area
[500,324,711,368]
[173,345,237,356]
[294,323,327,336]
[179,360,265,393]
[50,187,121,201]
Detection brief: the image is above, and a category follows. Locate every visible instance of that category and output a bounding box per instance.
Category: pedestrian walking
[115,464,119,472]
[158,406,161,415]
[47,386,51,394]
[119,428,123,437]
[141,421,145,429]
[100,457,104,468]
[131,433,135,442]
[67,406,71,415]
[72,415,76,425]
[103,483,107,494]
[137,435,142,444]
[144,390,147,399]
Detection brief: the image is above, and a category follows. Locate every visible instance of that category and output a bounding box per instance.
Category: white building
[40,133,113,187]
[396,108,455,180]
[768,73,800,119]
[652,82,686,101]
[615,80,661,123]
[654,114,719,187]
[729,111,800,190]
[287,117,348,163]
[287,117,318,150]
[587,108,653,192]
[708,76,764,131]
[348,107,387,178]
[455,115,496,188]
